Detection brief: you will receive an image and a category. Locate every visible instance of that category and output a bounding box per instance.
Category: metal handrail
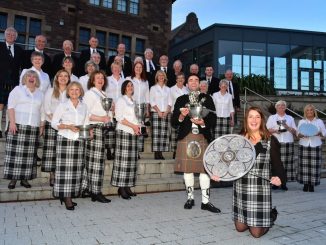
[316,109,326,117]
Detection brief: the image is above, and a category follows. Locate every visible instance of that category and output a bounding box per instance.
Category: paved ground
[1,181,326,245]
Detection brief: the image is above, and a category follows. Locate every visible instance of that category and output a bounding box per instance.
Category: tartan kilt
[280,143,296,182]
[82,125,105,194]
[171,126,179,152]
[138,135,144,152]
[104,119,116,149]
[214,117,230,139]
[53,135,84,198]
[151,112,171,152]
[4,124,38,180]
[297,145,322,186]
[111,130,138,187]
[41,121,58,172]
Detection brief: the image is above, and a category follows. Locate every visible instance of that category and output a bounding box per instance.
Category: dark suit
[22,49,52,78]
[143,59,157,88]
[52,52,78,78]
[228,80,240,109]
[171,93,216,143]
[202,76,220,95]
[106,55,132,77]
[0,42,23,104]
[78,48,106,76]
[158,67,175,88]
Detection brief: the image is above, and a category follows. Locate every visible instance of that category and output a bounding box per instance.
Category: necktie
[207,78,210,85]
[92,49,96,54]
[163,67,167,73]
[8,45,12,57]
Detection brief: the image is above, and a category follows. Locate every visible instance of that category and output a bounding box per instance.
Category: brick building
[0,0,174,59]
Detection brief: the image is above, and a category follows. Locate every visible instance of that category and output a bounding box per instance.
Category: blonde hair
[303,104,318,119]
[66,81,84,98]
[21,70,40,88]
[155,70,167,84]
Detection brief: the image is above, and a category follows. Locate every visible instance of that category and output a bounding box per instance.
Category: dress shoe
[118,187,131,200]
[281,184,288,191]
[91,193,111,203]
[184,199,195,209]
[20,180,31,188]
[272,185,279,190]
[106,150,114,160]
[125,187,137,196]
[144,121,151,126]
[154,152,160,160]
[201,202,221,213]
[0,130,2,138]
[271,207,278,222]
[81,189,91,198]
[308,185,315,192]
[36,156,42,162]
[8,180,17,189]
[138,153,141,160]
[303,184,309,192]
[60,198,75,211]
[158,152,165,160]
[173,151,176,159]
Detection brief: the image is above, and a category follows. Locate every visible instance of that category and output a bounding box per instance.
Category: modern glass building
[169,23,326,94]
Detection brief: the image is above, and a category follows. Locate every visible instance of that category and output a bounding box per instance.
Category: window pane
[108,50,117,57]
[314,72,320,91]
[117,0,127,12]
[291,45,312,69]
[102,0,113,8]
[243,42,266,76]
[96,31,106,47]
[198,42,213,75]
[301,71,309,91]
[292,59,298,90]
[136,38,145,53]
[129,0,139,15]
[218,40,242,76]
[29,18,41,36]
[109,33,119,49]
[0,13,7,30]
[122,35,131,51]
[314,47,324,69]
[28,37,35,50]
[0,32,5,41]
[89,0,100,5]
[16,35,26,48]
[14,15,27,33]
[79,27,91,44]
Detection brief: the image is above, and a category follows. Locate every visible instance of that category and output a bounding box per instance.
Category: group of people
[1,26,325,238]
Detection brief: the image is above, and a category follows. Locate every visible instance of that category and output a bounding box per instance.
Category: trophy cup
[276,119,287,133]
[101,97,113,130]
[134,103,147,136]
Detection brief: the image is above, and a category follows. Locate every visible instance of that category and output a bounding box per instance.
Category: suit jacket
[201,76,220,95]
[106,55,132,77]
[171,93,216,143]
[157,67,175,88]
[52,52,79,78]
[230,80,240,108]
[22,49,52,78]
[0,42,23,89]
[143,59,157,88]
[78,48,106,76]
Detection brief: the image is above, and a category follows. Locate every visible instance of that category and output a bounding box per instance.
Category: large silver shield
[203,134,256,181]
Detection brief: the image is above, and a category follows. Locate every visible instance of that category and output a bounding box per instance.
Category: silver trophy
[101,97,113,128]
[186,104,209,134]
[134,103,147,135]
[276,119,287,132]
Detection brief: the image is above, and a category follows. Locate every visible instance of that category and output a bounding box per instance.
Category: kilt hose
[53,135,84,198]
[41,121,57,172]
[104,119,116,150]
[297,145,322,186]
[214,117,230,140]
[81,125,106,194]
[151,112,171,152]
[280,142,296,182]
[233,140,273,228]
[4,124,39,180]
[171,126,179,153]
[111,130,138,187]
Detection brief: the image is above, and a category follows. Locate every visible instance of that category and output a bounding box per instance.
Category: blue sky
[172,0,326,33]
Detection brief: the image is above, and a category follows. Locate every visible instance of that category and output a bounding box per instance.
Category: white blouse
[7,85,43,127]
[51,99,88,140]
[20,67,50,94]
[115,95,139,135]
[170,84,188,111]
[78,74,90,93]
[43,88,68,122]
[149,84,172,112]
[212,91,234,118]
[266,114,297,143]
[70,74,79,83]
[83,87,110,125]
[106,75,124,103]
[127,76,150,104]
[297,118,326,147]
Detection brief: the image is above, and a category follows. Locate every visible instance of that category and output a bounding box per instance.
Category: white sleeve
[145,81,150,104]
[7,86,20,109]
[149,86,156,107]
[51,103,64,130]
[228,95,234,114]
[266,115,274,129]
[318,119,326,137]
[83,92,96,116]
[289,116,297,130]
[43,88,53,115]
[115,98,125,123]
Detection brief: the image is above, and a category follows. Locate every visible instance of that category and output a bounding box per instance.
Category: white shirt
[78,74,90,93]
[7,85,43,127]
[6,42,14,57]
[212,91,234,118]
[127,76,150,104]
[226,80,234,99]
[115,95,139,135]
[83,87,109,125]
[20,67,50,94]
[51,99,88,140]
[43,88,68,122]
[149,84,172,112]
[70,74,79,83]
[106,75,124,103]
[170,84,188,111]
[297,118,326,147]
[266,114,297,143]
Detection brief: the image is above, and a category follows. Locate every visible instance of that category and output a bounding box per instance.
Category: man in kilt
[171,74,220,213]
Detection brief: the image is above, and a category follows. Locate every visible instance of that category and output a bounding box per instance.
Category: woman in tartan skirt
[111,80,140,199]
[4,70,44,189]
[212,79,234,139]
[41,69,70,187]
[297,104,326,192]
[81,70,111,203]
[51,82,88,210]
[149,70,172,160]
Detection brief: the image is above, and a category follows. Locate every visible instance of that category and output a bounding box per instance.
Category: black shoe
[60,198,75,211]
[91,193,111,203]
[184,199,195,209]
[138,153,141,160]
[281,184,288,191]
[159,152,165,160]
[0,130,2,138]
[37,156,42,162]
[154,152,160,160]
[8,180,17,189]
[272,185,279,190]
[173,152,176,159]
[106,150,114,160]
[303,184,309,192]
[144,121,151,126]
[308,185,315,192]
[118,187,131,200]
[201,202,221,213]
[125,187,137,197]
[20,180,31,188]
[81,189,91,198]
[271,207,278,222]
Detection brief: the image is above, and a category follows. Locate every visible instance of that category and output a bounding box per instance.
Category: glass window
[96,30,106,47]
[292,59,298,90]
[14,15,27,33]
[79,27,91,44]
[16,35,26,47]
[243,42,266,76]
[300,71,309,91]
[129,0,139,15]
[29,18,41,36]
[136,38,145,54]
[108,50,117,57]
[0,33,4,42]
[122,35,131,52]
[314,47,324,69]
[117,0,127,12]
[89,0,100,5]
[324,61,326,91]
[218,40,242,76]
[109,33,119,49]
[314,72,321,91]
[28,37,35,50]
[102,0,113,8]
[198,42,213,75]
[0,12,7,30]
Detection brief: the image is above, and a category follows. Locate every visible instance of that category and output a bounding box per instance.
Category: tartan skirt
[111,130,138,187]
[53,135,84,198]
[297,145,322,186]
[151,112,171,152]
[171,126,179,153]
[41,121,57,172]
[82,125,105,194]
[280,143,296,182]
[104,119,116,149]
[4,124,38,180]
[214,117,230,140]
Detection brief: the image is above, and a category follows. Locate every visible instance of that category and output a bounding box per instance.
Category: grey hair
[275,100,287,108]
[21,70,40,88]
[200,80,208,85]
[84,60,99,72]
[219,79,229,86]
[144,48,153,55]
[5,27,18,38]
